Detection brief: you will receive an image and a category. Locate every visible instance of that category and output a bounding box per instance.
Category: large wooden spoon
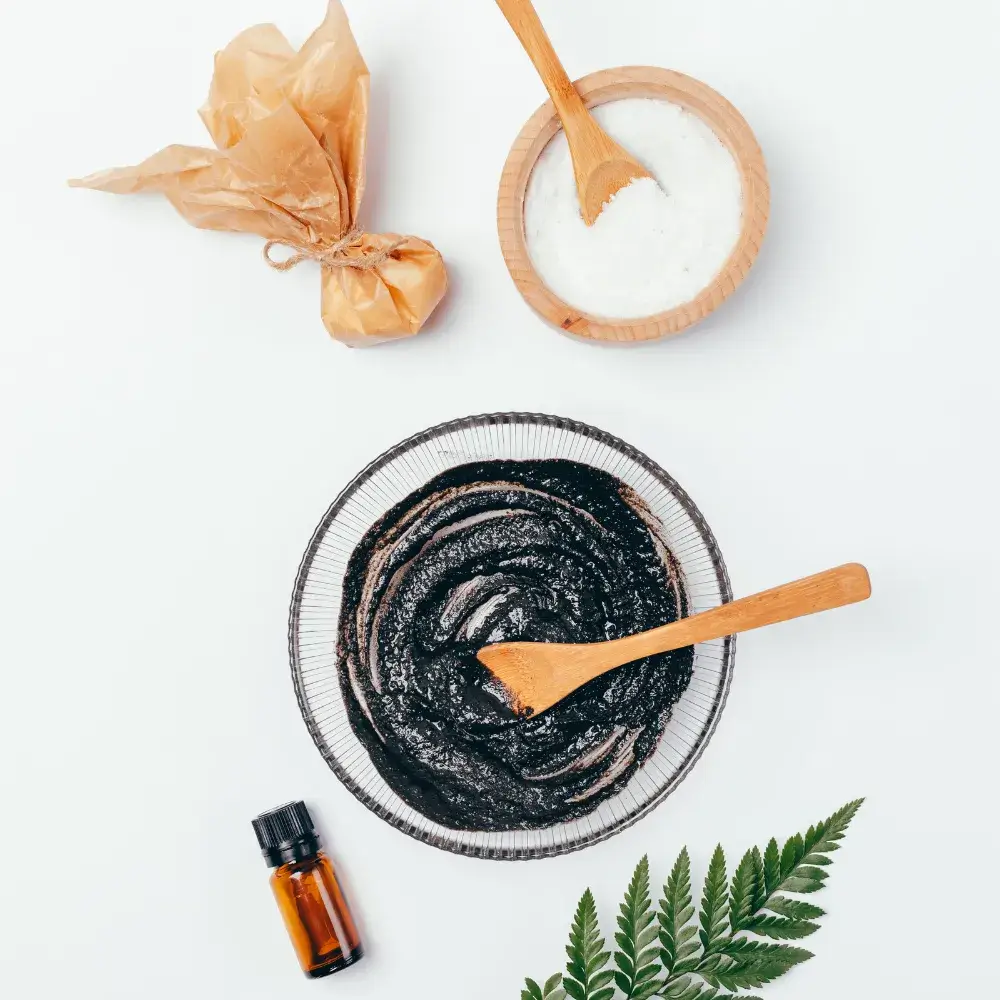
[478,564,872,716]
[495,0,654,225]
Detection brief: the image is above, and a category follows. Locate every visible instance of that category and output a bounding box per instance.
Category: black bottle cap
[252,801,322,867]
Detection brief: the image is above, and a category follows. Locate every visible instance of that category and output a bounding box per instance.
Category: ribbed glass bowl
[289,414,734,860]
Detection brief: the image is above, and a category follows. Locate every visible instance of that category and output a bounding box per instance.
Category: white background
[1,1,998,996]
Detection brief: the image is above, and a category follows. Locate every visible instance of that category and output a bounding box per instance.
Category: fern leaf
[613,856,660,998]
[616,974,662,1000]
[564,889,612,1000]
[658,847,698,978]
[525,973,566,1000]
[802,799,864,858]
[762,838,781,897]
[750,847,767,914]
[763,800,864,908]
[698,846,729,956]
[566,951,586,988]
[697,993,762,1000]
[662,976,693,998]
[781,866,828,894]
[744,914,819,940]
[672,985,707,1000]
[765,896,826,921]
[728,849,758,933]
[634,967,662,992]
[702,940,813,991]
[526,975,565,1000]
[543,974,565,997]
[779,833,805,880]
[665,985,758,1000]
[691,991,764,1000]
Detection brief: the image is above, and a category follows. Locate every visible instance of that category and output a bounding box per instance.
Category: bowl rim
[497,66,770,343]
[288,412,736,860]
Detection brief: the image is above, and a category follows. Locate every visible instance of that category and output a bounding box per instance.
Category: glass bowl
[289,413,734,860]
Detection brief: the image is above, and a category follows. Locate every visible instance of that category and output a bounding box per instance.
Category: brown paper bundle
[71,1,447,346]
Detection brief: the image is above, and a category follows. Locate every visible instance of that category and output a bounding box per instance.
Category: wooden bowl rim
[496,66,770,344]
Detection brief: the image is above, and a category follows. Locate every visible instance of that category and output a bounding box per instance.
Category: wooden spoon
[477,563,872,717]
[495,0,655,225]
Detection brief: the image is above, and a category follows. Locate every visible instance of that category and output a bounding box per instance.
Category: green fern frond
[613,856,660,999]
[659,847,699,979]
[523,799,862,1000]
[564,889,614,1000]
[698,846,729,956]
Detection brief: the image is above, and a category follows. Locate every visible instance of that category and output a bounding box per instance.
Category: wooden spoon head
[477,641,606,718]
[576,155,655,226]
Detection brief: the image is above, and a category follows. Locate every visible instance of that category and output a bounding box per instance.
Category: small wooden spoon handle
[602,563,872,668]
[495,0,588,127]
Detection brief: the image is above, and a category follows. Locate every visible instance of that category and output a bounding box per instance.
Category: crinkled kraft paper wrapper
[71,1,447,346]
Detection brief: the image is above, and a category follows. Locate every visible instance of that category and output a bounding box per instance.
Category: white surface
[0,1,998,997]
[525,99,742,318]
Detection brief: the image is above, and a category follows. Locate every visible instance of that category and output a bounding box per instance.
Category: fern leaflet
[614,856,661,1000]
[564,889,614,1000]
[701,940,813,991]
[728,849,757,934]
[523,974,566,1000]
[658,847,699,981]
[758,799,864,914]
[698,846,729,957]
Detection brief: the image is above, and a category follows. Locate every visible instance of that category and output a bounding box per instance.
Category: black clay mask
[337,460,694,831]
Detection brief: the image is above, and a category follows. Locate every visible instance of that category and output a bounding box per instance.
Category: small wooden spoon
[495,0,655,225]
[478,563,872,717]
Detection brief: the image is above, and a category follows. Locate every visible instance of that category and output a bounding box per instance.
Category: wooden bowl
[497,67,770,343]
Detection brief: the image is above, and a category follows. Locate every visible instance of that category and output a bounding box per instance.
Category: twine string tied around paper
[263,226,404,272]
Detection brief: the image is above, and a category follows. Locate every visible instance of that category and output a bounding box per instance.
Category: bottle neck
[264,836,321,868]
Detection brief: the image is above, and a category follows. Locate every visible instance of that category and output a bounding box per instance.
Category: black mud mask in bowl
[290,415,734,859]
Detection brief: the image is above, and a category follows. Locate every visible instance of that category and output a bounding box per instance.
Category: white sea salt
[524,98,743,320]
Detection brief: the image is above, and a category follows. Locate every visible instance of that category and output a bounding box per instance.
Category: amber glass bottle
[252,801,364,979]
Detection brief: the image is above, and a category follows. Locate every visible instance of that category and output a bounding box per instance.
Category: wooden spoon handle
[495,0,588,125]
[603,564,872,667]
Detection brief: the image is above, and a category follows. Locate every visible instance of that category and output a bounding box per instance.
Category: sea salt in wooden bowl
[497,67,770,343]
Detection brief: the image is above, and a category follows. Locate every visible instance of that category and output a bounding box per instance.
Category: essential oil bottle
[252,801,364,979]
